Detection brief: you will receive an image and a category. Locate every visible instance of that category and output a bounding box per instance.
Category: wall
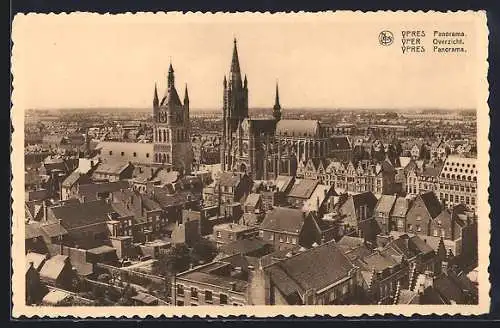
[98,141,154,164]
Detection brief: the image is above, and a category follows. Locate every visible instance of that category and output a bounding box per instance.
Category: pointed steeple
[223,75,227,88]
[153,83,159,108]
[273,81,282,121]
[168,60,175,89]
[244,74,248,89]
[230,38,242,84]
[184,83,189,105]
[274,82,281,110]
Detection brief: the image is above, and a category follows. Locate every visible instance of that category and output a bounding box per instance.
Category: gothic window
[162,153,166,163]
[166,154,170,163]
[162,130,166,142]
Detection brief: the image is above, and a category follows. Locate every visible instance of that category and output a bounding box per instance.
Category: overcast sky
[12,12,482,110]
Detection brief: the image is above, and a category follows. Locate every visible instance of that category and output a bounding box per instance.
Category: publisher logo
[379,31,394,46]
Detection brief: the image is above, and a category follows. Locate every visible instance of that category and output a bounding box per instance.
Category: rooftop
[265,241,355,295]
[260,207,306,234]
[288,179,319,199]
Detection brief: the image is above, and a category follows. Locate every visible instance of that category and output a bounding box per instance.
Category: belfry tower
[221,38,249,171]
[153,62,193,174]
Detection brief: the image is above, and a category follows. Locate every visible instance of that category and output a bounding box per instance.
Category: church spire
[184,83,189,105]
[153,83,159,108]
[168,61,175,89]
[230,38,242,83]
[273,81,282,121]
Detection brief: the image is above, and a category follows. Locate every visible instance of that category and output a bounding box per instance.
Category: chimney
[230,282,237,291]
[42,201,48,222]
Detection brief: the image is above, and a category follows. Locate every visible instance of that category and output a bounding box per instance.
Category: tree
[190,239,218,265]
[117,283,137,306]
[152,244,191,277]
[91,285,106,305]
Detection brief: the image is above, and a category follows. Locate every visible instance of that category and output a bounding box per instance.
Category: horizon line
[25,106,477,112]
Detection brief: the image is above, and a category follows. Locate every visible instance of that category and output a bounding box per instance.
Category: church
[221,39,333,181]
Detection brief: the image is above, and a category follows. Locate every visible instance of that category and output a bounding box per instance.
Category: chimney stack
[42,201,48,222]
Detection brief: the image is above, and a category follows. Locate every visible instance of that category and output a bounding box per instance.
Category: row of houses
[173,232,477,306]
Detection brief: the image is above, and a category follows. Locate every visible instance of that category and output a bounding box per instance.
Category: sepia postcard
[11,11,490,318]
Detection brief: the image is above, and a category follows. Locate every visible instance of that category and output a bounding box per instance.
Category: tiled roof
[87,245,116,255]
[419,191,443,219]
[288,179,319,199]
[352,191,378,210]
[62,170,82,188]
[266,265,303,298]
[131,292,158,305]
[374,195,397,215]
[260,207,305,234]
[409,235,434,254]
[244,193,261,208]
[26,252,48,271]
[266,241,355,293]
[40,223,69,238]
[421,163,443,177]
[218,238,271,257]
[42,289,72,305]
[362,252,398,272]
[218,172,241,187]
[25,222,44,240]
[48,199,114,230]
[392,197,411,217]
[154,190,198,208]
[111,202,135,218]
[78,180,129,197]
[39,254,69,281]
[303,184,333,212]
[93,161,131,175]
[140,194,162,211]
[154,169,180,185]
[433,274,466,304]
[274,175,294,193]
